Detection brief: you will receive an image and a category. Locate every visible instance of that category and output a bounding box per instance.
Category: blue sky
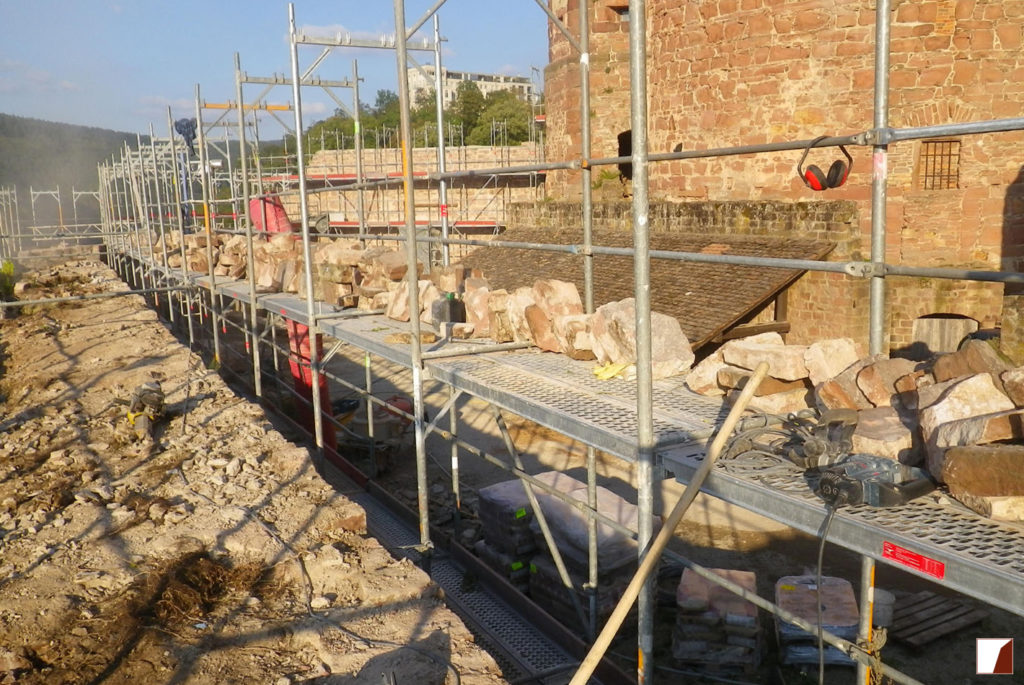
[0,1,548,135]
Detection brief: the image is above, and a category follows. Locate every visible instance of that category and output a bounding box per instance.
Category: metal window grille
[918,139,960,190]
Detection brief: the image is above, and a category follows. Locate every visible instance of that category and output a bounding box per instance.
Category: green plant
[0,260,14,299]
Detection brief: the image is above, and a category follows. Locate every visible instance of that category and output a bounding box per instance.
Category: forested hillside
[0,113,142,192]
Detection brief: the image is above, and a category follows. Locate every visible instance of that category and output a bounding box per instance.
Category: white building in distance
[407,66,537,108]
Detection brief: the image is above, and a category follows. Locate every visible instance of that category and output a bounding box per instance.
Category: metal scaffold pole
[167,106,196,349]
[353,60,368,249]
[627,0,655,680]
[432,15,451,267]
[195,83,223,364]
[288,3,327,457]
[236,52,263,398]
[394,0,432,554]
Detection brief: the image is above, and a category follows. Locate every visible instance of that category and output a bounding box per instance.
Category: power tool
[812,454,936,508]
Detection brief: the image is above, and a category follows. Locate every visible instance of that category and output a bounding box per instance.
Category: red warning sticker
[883,541,945,579]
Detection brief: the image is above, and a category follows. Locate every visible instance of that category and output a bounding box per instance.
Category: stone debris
[0,259,506,684]
[686,333,1024,517]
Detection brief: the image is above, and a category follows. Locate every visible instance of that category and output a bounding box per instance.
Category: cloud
[134,95,198,124]
[301,101,329,116]
[0,59,82,94]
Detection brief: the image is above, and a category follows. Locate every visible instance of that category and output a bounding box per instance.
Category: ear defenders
[797,136,854,191]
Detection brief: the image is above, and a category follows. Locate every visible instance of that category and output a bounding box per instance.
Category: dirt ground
[0,260,506,684]
[2,258,1023,685]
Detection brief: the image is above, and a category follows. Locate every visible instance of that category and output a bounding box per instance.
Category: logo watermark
[977,638,1014,675]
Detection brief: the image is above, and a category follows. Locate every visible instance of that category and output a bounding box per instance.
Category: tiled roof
[459,227,834,350]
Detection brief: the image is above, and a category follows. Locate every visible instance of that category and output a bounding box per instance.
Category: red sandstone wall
[543,0,1024,352]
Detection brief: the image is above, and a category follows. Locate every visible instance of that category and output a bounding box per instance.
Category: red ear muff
[826,159,849,188]
[798,137,854,191]
[804,165,828,191]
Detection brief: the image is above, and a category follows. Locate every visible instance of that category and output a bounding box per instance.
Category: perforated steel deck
[352,493,577,681]
[661,448,1024,617]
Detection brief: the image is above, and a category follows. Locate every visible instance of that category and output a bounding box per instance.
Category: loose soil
[0,260,505,684]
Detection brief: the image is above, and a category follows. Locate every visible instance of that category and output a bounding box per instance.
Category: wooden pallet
[889,591,988,647]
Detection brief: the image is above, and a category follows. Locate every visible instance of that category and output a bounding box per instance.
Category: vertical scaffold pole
[149,125,172,321]
[353,60,368,250]
[236,53,263,398]
[628,0,655,681]
[432,15,450,267]
[288,3,327,458]
[862,2,892,683]
[578,0,600,643]
[195,83,223,364]
[167,107,196,349]
[394,0,432,554]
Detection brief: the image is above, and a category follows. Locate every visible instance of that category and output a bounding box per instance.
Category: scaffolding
[8,1,1024,683]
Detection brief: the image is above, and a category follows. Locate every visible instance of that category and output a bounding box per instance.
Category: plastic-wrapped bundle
[672,568,763,669]
[473,539,529,593]
[527,555,631,630]
[775,575,857,666]
[529,483,660,575]
[477,471,585,555]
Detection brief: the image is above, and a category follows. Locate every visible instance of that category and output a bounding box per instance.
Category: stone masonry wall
[542,0,1024,353]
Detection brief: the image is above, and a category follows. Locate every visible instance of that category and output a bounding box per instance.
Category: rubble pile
[0,260,505,684]
[686,333,1024,520]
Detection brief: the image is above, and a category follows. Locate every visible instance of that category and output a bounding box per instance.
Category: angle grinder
[812,454,936,508]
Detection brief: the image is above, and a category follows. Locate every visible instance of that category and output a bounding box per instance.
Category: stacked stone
[775,575,858,667]
[474,472,580,593]
[687,334,1024,521]
[672,568,763,672]
[525,474,657,629]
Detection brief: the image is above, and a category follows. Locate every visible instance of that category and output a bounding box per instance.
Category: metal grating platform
[352,492,578,682]
[662,448,1024,617]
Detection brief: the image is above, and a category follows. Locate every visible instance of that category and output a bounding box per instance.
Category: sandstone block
[376,250,411,281]
[804,338,861,385]
[685,333,785,396]
[532,279,584,319]
[932,339,1013,393]
[451,323,475,339]
[686,351,728,396]
[855,357,918,407]
[722,341,809,381]
[419,283,444,326]
[930,408,1024,480]
[430,265,467,293]
[919,373,1015,478]
[506,287,537,343]
[464,276,490,293]
[813,355,883,411]
[487,289,514,343]
[717,365,811,396]
[464,286,491,338]
[551,314,591,356]
[385,279,433,322]
[730,387,812,414]
[591,298,694,379]
[851,407,918,464]
[525,305,559,352]
[943,444,1024,520]
[1000,366,1024,406]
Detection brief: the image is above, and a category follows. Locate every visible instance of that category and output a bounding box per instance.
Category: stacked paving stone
[686,334,1024,521]
[775,575,858,667]
[673,568,763,672]
[525,474,657,628]
[474,472,581,593]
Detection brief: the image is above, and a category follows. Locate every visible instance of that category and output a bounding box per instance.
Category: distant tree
[451,81,485,134]
[466,90,532,146]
